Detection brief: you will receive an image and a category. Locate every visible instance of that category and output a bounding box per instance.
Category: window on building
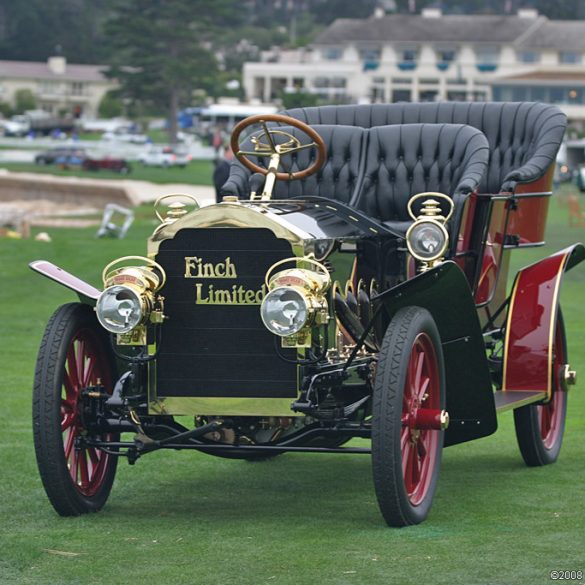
[392,89,411,102]
[517,51,540,64]
[359,47,381,61]
[476,47,499,72]
[359,46,381,71]
[322,47,343,60]
[436,47,456,71]
[371,86,386,102]
[438,48,456,62]
[472,90,488,101]
[392,78,411,84]
[312,77,346,90]
[420,90,438,102]
[397,47,418,71]
[447,90,466,101]
[419,78,439,85]
[39,81,59,95]
[560,51,582,65]
[400,48,418,62]
[70,82,85,96]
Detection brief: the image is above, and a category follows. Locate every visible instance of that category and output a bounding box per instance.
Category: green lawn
[0,189,584,585]
[0,161,214,185]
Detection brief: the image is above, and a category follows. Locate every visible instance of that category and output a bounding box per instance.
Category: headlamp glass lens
[408,222,447,261]
[261,287,309,336]
[96,285,143,333]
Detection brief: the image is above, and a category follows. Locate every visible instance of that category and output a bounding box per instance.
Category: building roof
[491,69,585,85]
[519,20,585,50]
[313,13,585,49]
[0,59,108,82]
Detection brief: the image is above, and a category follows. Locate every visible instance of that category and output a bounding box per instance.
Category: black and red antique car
[30,102,583,526]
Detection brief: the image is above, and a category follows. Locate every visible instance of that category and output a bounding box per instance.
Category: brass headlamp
[96,256,166,341]
[260,257,331,347]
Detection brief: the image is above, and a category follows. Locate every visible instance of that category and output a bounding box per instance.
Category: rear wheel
[33,303,118,515]
[372,307,445,526]
[514,313,568,466]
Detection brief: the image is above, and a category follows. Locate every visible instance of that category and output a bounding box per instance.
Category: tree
[98,90,124,118]
[0,0,117,63]
[104,0,242,143]
[14,89,36,113]
[280,89,319,110]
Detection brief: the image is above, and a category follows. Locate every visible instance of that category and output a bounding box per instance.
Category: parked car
[30,102,583,527]
[139,145,192,167]
[102,127,149,144]
[35,147,87,165]
[82,157,131,174]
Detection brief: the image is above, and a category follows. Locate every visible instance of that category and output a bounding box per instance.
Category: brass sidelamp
[405,192,454,272]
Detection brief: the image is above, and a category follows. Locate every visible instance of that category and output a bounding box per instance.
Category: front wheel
[33,303,118,516]
[514,313,569,466]
[372,306,446,527]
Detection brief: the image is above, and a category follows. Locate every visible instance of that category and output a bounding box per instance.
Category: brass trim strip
[501,274,521,392]
[149,396,301,417]
[495,391,547,413]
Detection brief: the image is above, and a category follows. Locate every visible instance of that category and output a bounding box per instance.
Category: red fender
[502,244,585,396]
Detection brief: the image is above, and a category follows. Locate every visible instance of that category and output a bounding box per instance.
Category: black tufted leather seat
[358,124,489,232]
[221,124,367,204]
[282,102,566,194]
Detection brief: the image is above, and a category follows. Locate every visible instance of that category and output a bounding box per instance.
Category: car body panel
[502,243,585,397]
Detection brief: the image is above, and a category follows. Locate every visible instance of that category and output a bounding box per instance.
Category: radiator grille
[155,228,297,398]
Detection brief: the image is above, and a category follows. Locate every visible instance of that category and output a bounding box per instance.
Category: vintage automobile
[81,156,132,174]
[31,102,583,526]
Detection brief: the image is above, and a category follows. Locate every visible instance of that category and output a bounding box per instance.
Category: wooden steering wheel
[230,114,327,181]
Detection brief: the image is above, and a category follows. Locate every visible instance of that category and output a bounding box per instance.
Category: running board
[494,391,547,413]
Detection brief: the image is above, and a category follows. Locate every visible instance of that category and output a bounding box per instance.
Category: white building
[243,8,585,126]
[0,56,117,118]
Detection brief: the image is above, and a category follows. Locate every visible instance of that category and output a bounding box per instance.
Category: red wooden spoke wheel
[400,333,441,506]
[372,306,445,527]
[61,329,112,496]
[33,303,118,515]
[514,312,568,466]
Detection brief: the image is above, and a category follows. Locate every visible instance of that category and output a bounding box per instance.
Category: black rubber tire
[372,306,445,527]
[33,303,118,516]
[513,312,568,466]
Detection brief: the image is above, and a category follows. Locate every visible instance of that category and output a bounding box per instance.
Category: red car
[82,157,131,174]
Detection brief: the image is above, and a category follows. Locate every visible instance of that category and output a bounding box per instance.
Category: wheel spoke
[418,376,430,402]
[62,369,77,401]
[401,440,412,479]
[66,345,80,390]
[414,349,425,392]
[88,447,100,469]
[69,449,79,482]
[406,442,421,489]
[78,451,89,487]
[417,433,428,459]
[540,403,552,438]
[83,354,96,387]
[400,427,410,451]
[76,339,86,388]
[61,409,75,432]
